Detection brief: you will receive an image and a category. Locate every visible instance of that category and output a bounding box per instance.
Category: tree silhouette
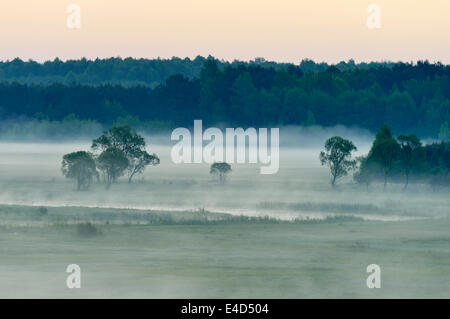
[210,162,232,184]
[61,151,97,190]
[319,136,357,187]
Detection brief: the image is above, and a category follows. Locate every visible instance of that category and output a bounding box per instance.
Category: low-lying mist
[0,125,447,222]
[1,125,450,298]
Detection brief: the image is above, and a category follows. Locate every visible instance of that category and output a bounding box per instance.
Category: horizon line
[0,55,448,67]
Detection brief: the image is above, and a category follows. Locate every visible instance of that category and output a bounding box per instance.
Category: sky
[0,0,449,64]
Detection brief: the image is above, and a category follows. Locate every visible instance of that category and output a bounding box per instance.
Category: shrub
[77,222,100,237]
[37,206,48,216]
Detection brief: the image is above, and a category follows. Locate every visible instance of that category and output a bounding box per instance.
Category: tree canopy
[319,136,357,186]
[97,147,129,188]
[1,58,450,138]
[61,151,97,190]
[354,125,450,189]
[92,126,159,183]
[210,162,232,184]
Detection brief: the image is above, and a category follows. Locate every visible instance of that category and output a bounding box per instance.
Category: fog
[0,126,447,221]
[0,126,449,298]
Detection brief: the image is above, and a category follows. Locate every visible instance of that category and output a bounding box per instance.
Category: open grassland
[1,206,450,298]
[0,142,449,298]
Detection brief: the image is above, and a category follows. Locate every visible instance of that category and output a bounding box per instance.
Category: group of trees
[61,123,449,191]
[61,125,233,189]
[320,125,450,189]
[1,58,450,137]
[355,126,450,189]
[0,57,207,87]
[0,56,393,87]
[61,126,160,190]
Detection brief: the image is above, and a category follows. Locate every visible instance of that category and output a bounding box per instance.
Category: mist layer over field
[0,126,449,298]
[0,126,444,221]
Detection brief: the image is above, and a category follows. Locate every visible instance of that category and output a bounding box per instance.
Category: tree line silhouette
[321,125,450,189]
[62,125,449,191]
[1,57,449,138]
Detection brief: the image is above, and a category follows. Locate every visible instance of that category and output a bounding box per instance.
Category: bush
[37,206,48,216]
[77,222,100,237]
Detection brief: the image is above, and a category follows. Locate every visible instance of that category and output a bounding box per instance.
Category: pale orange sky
[0,0,449,63]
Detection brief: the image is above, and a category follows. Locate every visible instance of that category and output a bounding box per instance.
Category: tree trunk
[403,172,409,190]
[128,168,138,184]
[331,173,337,187]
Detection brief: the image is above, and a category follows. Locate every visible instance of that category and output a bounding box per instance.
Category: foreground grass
[0,204,364,226]
[0,205,450,298]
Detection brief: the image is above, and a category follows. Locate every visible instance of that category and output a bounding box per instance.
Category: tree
[92,126,158,183]
[127,150,160,183]
[92,126,145,154]
[61,151,97,190]
[385,91,417,132]
[96,147,129,188]
[301,110,316,126]
[368,125,401,189]
[439,121,450,141]
[319,136,357,187]
[353,155,374,191]
[210,162,232,184]
[397,134,421,189]
[230,72,259,125]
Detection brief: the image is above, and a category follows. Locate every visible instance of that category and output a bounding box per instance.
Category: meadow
[0,137,449,298]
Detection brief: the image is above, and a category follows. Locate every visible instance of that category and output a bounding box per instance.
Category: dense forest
[0,57,449,139]
[0,56,393,87]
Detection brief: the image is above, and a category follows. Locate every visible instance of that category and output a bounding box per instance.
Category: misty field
[0,138,449,298]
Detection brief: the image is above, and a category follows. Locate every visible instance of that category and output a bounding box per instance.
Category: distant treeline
[0,56,392,87]
[0,115,171,140]
[0,57,449,138]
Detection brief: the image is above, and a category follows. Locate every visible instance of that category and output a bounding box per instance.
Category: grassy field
[0,142,449,298]
[1,205,450,298]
